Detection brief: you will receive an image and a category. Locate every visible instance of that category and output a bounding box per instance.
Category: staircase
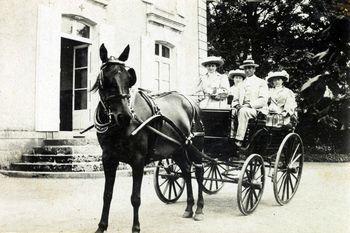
[0,138,104,178]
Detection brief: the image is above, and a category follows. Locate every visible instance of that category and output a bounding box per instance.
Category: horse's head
[92,44,137,128]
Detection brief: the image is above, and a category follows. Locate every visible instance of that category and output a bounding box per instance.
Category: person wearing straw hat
[234,56,268,147]
[228,69,246,138]
[265,70,297,127]
[196,56,230,109]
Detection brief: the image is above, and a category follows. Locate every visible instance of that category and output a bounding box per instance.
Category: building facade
[0,0,208,166]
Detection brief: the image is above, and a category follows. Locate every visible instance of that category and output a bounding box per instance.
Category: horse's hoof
[132,226,140,233]
[95,228,104,233]
[182,210,194,218]
[193,213,204,221]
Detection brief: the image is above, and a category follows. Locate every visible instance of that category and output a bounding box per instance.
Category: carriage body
[200,108,293,159]
[154,107,304,214]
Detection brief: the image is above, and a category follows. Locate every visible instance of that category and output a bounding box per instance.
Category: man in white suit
[235,57,268,147]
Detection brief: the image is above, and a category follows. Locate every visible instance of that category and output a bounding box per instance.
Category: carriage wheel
[153,158,185,204]
[202,160,225,194]
[237,154,265,215]
[273,133,304,205]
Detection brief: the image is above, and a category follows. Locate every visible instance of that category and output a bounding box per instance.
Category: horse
[91,44,205,233]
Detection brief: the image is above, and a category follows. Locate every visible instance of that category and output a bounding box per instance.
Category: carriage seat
[247,111,267,126]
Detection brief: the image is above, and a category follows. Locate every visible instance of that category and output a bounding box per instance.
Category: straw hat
[266,70,290,82]
[201,56,224,67]
[228,69,246,80]
[239,58,259,69]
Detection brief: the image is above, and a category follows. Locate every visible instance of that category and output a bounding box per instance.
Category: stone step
[10,162,103,172]
[0,167,155,178]
[43,139,99,146]
[32,145,101,155]
[22,154,101,163]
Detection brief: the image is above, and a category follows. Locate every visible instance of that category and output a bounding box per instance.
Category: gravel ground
[0,162,349,233]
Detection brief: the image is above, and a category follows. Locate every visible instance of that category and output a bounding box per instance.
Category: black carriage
[154,108,304,215]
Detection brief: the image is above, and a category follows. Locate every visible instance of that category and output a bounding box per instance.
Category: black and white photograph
[0,0,349,232]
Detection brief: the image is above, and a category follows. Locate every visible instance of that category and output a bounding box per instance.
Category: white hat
[239,57,259,69]
[266,70,290,82]
[201,56,224,67]
[228,69,246,79]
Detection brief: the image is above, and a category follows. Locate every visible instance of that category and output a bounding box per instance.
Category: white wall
[0,0,205,132]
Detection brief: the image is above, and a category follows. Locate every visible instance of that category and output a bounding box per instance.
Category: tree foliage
[207,0,350,152]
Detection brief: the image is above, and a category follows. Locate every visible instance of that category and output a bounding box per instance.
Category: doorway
[60,38,90,131]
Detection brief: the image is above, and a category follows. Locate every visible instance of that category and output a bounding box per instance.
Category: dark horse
[92,44,205,233]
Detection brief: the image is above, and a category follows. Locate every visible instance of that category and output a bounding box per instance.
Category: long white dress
[197,72,230,109]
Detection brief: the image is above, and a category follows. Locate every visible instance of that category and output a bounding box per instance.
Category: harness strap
[138,90,160,115]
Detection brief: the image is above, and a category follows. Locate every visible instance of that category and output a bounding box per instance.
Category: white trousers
[235,107,257,141]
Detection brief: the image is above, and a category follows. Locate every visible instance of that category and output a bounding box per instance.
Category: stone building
[0,0,208,167]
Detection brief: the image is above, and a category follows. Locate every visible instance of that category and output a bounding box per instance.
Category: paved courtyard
[0,162,349,233]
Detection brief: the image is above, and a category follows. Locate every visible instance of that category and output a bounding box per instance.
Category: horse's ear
[100,44,108,63]
[128,68,137,88]
[118,45,130,62]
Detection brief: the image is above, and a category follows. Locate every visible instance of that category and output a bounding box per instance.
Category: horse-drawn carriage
[154,108,304,215]
[91,44,304,233]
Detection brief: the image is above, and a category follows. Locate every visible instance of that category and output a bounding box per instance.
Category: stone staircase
[0,138,105,178]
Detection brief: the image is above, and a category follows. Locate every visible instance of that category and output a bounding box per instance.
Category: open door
[72,44,90,130]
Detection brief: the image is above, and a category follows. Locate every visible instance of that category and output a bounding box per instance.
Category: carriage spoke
[277,171,287,185]
[217,166,224,180]
[291,172,298,181]
[163,181,170,196]
[282,175,288,201]
[290,153,302,167]
[278,173,287,195]
[242,187,250,203]
[254,173,263,181]
[172,181,178,198]
[286,174,290,200]
[289,143,300,163]
[174,179,182,190]
[159,177,168,187]
[214,166,219,190]
[252,188,258,201]
[209,166,215,190]
[288,174,295,194]
[217,163,227,171]
[168,181,173,200]
[203,166,212,187]
[249,190,254,209]
[244,190,251,210]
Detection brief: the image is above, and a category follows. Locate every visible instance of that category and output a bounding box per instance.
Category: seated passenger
[235,57,268,147]
[266,70,297,127]
[196,56,230,109]
[227,69,246,138]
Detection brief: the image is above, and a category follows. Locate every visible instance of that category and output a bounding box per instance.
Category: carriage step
[32,145,101,155]
[22,154,101,163]
[10,162,103,172]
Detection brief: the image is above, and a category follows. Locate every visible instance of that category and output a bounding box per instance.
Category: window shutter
[35,5,60,131]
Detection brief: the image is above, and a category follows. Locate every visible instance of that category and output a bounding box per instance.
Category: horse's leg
[186,146,205,221]
[131,157,145,233]
[193,162,204,221]
[173,153,195,218]
[96,160,118,233]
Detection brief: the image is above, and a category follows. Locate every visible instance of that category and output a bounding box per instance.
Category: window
[154,43,172,92]
[74,46,88,110]
[61,17,90,39]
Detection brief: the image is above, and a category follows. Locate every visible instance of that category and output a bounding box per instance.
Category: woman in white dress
[266,70,297,127]
[196,56,230,109]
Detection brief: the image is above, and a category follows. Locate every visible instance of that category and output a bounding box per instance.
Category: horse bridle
[94,62,133,133]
